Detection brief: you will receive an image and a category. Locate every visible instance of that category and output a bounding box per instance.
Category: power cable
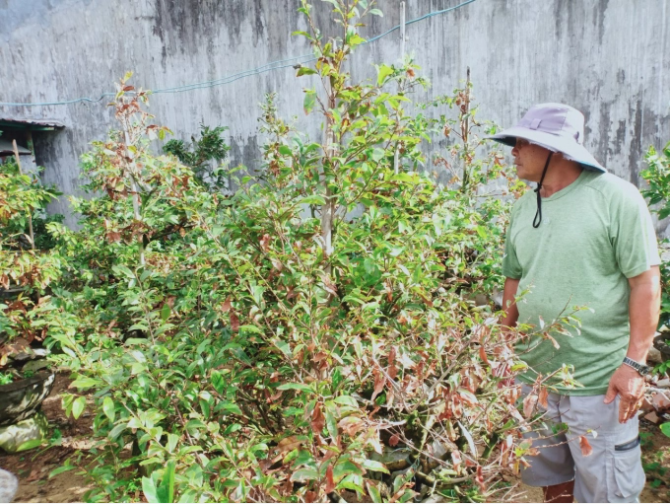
[0,0,477,107]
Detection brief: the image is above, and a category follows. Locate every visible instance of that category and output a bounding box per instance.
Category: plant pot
[653,333,670,363]
[0,369,55,426]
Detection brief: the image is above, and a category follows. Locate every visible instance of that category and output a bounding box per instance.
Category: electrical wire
[0,0,477,108]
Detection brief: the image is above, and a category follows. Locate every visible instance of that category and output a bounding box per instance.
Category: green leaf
[661,422,670,438]
[102,397,115,422]
[367,481,383,502]
[109,423,127,440]
[290,467,319,482]
[325,408,338,440]
[277,383,313,393]
[334,459,364,479]
[303,89,317,115]
[361,459,389,474]
[296,67,317,77]
[160,303,171,322]
[199,398,211,418]
[72,396,86,420]
[377,64,394,86]
[16,438,43,451]
[292,30,313,41]
[48,464,75,479]
[334,395,358,408]
[70,376,99,390]
[211,370,225,395]
[369,8,383,16]
[167,433,180,453]
[224,423,242,435]
[299,195,326,205]
[349,33,365,47]
[157,460,176,503]
[216,401,242,416]
[142,476,159,503]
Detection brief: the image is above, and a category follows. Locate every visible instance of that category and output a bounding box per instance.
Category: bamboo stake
[394,1,406,175]
[12,139,35,250]
[122,123,145,266]
[321,41,336,271]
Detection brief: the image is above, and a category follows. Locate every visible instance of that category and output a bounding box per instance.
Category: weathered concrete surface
[0,0,669,226]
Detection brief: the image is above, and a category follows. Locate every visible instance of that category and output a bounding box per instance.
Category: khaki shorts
[520,384,645,503]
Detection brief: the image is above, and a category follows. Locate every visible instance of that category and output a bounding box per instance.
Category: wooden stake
[12,139,35,250]
[122,124,145,266]
[394,1,406,175]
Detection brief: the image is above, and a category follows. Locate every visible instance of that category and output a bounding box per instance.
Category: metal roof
[0,140,31,155]
[0,118,65,130]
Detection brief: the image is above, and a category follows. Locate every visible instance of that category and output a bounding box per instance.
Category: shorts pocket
[607,439,645,503]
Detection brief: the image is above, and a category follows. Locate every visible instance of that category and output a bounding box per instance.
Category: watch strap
[622,356,652,376]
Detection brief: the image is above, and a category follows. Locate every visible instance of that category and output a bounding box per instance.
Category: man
[490,103,661,503]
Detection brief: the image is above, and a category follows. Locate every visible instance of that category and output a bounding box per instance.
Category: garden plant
[0,1,595,502]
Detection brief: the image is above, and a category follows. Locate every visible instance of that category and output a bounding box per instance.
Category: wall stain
[628,99,643,186]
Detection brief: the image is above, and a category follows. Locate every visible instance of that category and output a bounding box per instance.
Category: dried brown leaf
[324,464,335,493]
[579,435,593,457]
[311,403,325,433]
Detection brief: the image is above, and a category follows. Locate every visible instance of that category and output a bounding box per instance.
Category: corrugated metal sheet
[0,139,31,155]
[0,118,65,129]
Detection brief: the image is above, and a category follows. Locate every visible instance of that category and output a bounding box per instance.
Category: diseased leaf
[230,313,240,332]
[311,403,325,433]
[579,435,593,457]
[325,464,335,493]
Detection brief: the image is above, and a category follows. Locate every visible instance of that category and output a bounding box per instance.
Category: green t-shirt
[502,170,660,395]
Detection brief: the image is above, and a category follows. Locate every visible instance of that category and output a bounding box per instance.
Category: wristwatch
[622,356,653,376]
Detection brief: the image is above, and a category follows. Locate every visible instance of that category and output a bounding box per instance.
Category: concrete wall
[1,0,669,226]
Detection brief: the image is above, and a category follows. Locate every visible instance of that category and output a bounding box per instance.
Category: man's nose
[511,146,519,157]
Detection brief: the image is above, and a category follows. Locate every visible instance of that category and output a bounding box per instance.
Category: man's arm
[604,266,661,423]
[500,277,520,328]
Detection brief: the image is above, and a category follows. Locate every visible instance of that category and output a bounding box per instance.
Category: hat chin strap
[533,152,554,228]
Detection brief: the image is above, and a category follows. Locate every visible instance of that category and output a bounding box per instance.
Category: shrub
[163,123,230,192]
[0,152,64,351]
[45,2,571,502]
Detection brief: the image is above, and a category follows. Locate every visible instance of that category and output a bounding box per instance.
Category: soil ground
[0,374,92,503]
[1,374,669,503]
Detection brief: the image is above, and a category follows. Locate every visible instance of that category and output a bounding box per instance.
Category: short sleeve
[502,209,522,279]
[610,185,660,278]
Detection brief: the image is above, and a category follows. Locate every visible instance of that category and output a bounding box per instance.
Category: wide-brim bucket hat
[487,103,606,173]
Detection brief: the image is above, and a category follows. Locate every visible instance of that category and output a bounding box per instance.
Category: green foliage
[30,2,570,503]
[641,142,670,328]
[0,371,13,385]
[0,155,65,352]
[163,124,230,192]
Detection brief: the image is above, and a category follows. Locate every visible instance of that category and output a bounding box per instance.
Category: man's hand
[604,364,646,423]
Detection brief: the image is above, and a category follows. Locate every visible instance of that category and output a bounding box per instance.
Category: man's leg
[519,385,576,500]
[544,480,575,503]
[561,394,645,503]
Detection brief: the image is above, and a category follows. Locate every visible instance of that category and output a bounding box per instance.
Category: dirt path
[0,374,92,503]
[2,375,669,503]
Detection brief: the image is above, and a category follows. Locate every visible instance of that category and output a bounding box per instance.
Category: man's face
[511,138,552,182]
